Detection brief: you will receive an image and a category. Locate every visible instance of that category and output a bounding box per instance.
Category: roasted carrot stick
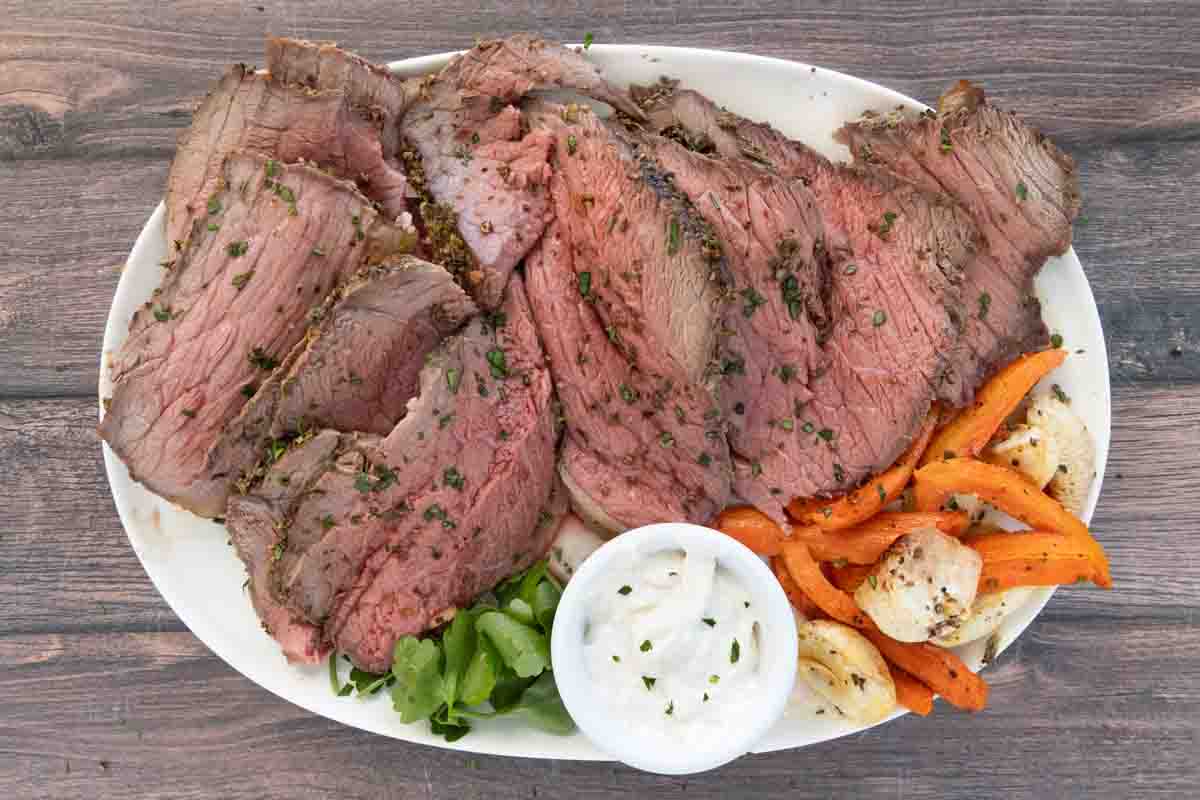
[888,662,935,716]
[971,530,1109,592]
[911,458,1111,587]
[865,631,989,712]
[779,540,873,629]
[919,349,1067,467]
[827,562,873,592]
[788,411,937,529]
[794,511,969,564]
[771,556,824,618]
[713,505,784,556]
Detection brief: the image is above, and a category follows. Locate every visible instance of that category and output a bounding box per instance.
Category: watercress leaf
[508,673,575,735]
[441,611,477,709]
[390,637,444,723]
[349,666,389,695]
[517,560,550,607]
[477,611,550,678]
[533,579,561,633]
[459,638,498,706]
[490,670,535,712]
[429,705,472,742]
[504,597,536,626]
[329,652,353,697]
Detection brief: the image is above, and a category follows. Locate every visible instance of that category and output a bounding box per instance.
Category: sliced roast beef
[101,153,412,518]
[202,256,475,496]
[635,85,972,514]
[630,132,831,502]
[523,102,732,531]
[230,278,557,671]
[265,36,414,158]
[400,35,644,309]
[225,429,343,664]
[838,81,1075,401]
[166,59,412,248]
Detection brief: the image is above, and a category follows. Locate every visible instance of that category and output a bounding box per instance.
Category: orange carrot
[970,530,1109,592]
[788,411,937,529]
[919,349,1067,467]
[771,556,823,618]
[779,540,873,629]
[794,511,969,564]
[888,662,935,716]
[865,631,989,712]
[713,505,784,556]
[911,458,1111,587]
[827,562,873,593]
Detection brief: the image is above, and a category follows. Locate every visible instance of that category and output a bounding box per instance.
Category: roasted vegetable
[795,620,897,725]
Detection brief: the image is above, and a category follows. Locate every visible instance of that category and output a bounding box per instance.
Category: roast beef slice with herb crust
[202,256,475,497]
[263,278,558,671]
[632,131,832,516]
[265,37,415,158]
[838,81,1075,401]
[523,103,732,530]
[165,63,413,248]
[637,85,971,510]
[100,153,412,518]
[399,34,644,309]
[225,429,342,664]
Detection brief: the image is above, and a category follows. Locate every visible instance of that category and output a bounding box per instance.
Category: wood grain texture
[0,1,1197,797]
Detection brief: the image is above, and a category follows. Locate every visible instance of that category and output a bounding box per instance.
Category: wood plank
[0,618,1194,799]
[0,382,1195,635]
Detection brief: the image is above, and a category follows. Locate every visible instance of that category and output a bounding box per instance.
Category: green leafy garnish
[582,32,594,49]
[477,611,549,678]
[390,638,443,723]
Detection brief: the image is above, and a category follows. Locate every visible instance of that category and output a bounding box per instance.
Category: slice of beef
[269,256,476,436]
[265,36,414,158]
[101,153,411,518]
[202,256,475,497]
[636,85,972,514]
[630,132,831,499]
[523,102,732,530]
[838,81,1076,402]
[400,35,644,309]
[225,429,342,665]
[166,60,412,248]
[240,278,556,671]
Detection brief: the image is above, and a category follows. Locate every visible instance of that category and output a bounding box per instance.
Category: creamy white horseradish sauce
[582,547,762,741]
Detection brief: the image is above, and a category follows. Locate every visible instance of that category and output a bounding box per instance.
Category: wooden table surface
[2,1,1198,797]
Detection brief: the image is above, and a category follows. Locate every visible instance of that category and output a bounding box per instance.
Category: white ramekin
[550,522,798,774]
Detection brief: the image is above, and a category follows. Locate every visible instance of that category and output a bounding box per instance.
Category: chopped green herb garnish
[1050,333,1064,349]
[817,428,834,442]
[231,270,254,290]
[877,483,887,503]
[698,452,713,467]
[582,32,594,49]
[702,617,716,627]
[153,306,171,322]
[666,216,681,255]
[446,367,461,394]
[642,676,656,690]
[1015,181,1028,202]
[802,421,815,434]
[578,271,591,297]
[248,347,279,371]
[867,575,878,589]
[876,211,898,237]
[180,408,196,418]
[659,432,675,448]
[978,292,992,320]
[207,196,222,215]
[227,240,248,257]
[320,514,336,530]
[640,640,652,652]
[779,418,795,432]
[311,247,325,257]
[751,461,763,478]
[486,348,509,379]
[872,309,887,327]
[207,222,220,232]
[566,134,578,156]
[730,639,740,664]
[1052,383,1071,404]
[740,286,767,318]
[618,585,632,596]
[844,263,858,276]
[612,655,620,663]
[443,466,465,491]
[709,674,719,685]
[664,701,674,716]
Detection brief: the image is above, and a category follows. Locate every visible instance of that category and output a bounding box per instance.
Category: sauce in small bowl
[551,523,798,774]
